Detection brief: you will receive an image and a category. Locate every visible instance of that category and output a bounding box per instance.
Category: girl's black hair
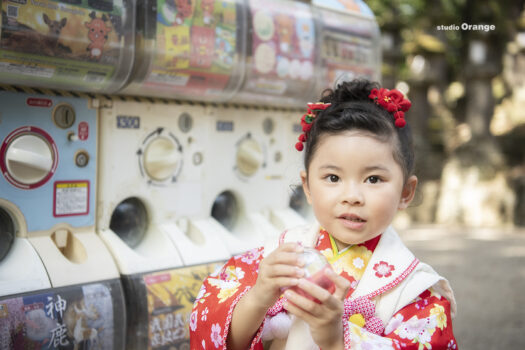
[303,79,415,181]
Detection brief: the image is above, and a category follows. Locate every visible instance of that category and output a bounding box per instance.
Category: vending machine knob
[143,137,182,181]
[4,134,54,185]
[236,138,263,177]
[67,132,79,142]
[53,104,76,129]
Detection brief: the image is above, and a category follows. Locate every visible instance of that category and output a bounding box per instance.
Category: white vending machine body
[97,98,230,349]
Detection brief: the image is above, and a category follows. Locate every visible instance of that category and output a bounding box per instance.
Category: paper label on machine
[54,181,89,217]
[0,60,55,78]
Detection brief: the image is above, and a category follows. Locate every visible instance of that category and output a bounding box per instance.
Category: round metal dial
[236,138,263,177]
[53,104,76,129]
[143,137,182,181]
[4,134,55,185]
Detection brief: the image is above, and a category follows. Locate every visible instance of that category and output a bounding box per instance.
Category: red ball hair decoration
[295,102,331,152]
[368,88,411,128]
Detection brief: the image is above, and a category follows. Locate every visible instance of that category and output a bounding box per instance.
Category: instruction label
[53,181,89,217]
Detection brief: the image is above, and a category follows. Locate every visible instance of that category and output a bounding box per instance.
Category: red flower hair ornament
[295,102,331,151]
[368,88,411,128]
[295,88,411,152]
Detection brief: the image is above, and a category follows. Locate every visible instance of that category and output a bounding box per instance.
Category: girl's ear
[398,175,418,210]
[300,170,312,205]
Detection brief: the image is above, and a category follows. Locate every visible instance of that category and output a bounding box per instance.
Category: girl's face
[301,131,417,250]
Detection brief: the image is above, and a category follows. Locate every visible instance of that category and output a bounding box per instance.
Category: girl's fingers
[283,288,321,318]
[278,242,304,252]
[288,271,350,309]
[270,242,303,259]
[272,276,300,289]
[268,251,305,266]
[326,269,351,300]
[266,247,305,267]
[283,296,316,321]
[264,264,305,279]
[292,279,333,305]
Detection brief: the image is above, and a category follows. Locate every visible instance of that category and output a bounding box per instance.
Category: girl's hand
[283,268,351,350]
[250,242,305,310]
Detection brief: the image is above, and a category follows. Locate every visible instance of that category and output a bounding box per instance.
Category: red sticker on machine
[26,97,52,107]
[78,121,89,141]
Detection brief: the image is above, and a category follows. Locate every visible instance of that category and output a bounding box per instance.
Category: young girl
[190,80,457,349]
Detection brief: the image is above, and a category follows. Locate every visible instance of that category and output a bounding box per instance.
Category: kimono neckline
[346,226,419,300]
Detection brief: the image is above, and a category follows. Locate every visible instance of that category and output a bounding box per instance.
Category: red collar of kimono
[316,228,381,256]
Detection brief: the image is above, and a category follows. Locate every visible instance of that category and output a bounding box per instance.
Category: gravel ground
[398,226,525,350]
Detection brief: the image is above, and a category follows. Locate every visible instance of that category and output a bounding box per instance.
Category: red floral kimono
[189,227,457,349]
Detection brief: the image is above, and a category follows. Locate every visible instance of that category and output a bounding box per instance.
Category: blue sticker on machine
[216,120,234,132]
[117,115,141,129]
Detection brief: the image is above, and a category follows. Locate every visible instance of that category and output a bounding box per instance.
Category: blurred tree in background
[366,0,525,226]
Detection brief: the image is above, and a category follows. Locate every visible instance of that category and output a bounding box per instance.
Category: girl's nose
[342,182,364,205]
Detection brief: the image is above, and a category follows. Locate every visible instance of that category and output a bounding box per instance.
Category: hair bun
[324,79,380,104]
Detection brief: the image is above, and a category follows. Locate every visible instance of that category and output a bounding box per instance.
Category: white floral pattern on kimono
[190,229,456,350]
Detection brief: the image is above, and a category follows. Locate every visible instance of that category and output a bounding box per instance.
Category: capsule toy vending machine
[193,104,276,255]
[204,0,318,250]
[0,95,53,349]
[97,98,233,350]
[98,1,244,348]
[123,0,278,257]
[204,103,308,250]
[312,0,381,89]
[0,0,135,348]
[0,92,126,349]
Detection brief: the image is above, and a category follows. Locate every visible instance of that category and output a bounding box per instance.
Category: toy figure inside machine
[122,0,245,101]
[0,0,135,92]
[231,0,317,107]
[0,91,126,349]
[312,0,381,90]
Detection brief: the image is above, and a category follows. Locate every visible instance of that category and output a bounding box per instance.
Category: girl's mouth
[338,214,366,222]
[338,214,367,230]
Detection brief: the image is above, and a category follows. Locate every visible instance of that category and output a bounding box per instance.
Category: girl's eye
[326,174,339,183]
[366,176,381,184]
